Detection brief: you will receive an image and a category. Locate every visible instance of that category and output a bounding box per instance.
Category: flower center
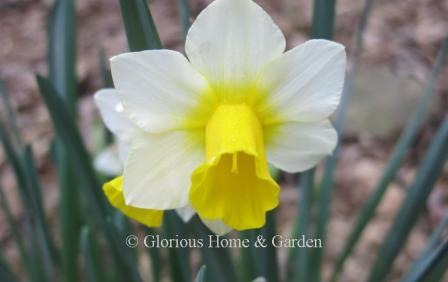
[189,104,279,230]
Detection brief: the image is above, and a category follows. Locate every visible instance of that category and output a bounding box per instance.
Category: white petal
[94,145,122,176]
[175,205,196,223]
[123,129,204,209]
[117,142,130,164]
[200,217,233,235]
[94,89,135,140]
[185,0,285,84]
[94,89,135,139]
[265,120,337,173]
[258,40,346,124]
[94,88,139,164]
[110,50,210,133]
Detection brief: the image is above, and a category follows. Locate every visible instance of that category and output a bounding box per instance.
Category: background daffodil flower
[94,0,346,231]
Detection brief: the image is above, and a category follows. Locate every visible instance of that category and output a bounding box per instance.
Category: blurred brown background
[0,0,447,281]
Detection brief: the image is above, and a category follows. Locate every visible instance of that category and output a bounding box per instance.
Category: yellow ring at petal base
[189,104,280,231]
[103,176,164,227]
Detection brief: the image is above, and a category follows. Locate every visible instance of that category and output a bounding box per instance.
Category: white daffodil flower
[94,0,346,232]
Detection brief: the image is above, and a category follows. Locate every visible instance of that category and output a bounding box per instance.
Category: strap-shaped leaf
[414,240,448,282]
[48,0,77,114]
[36,75,143,282]
[0,247,17,282]
[367,117,448,282]
[241,166,280,282]
[0,182,28,278]
[308,0,337,279]
[163,211,192,282]
[22,146,58,277]
[311,0,336,39]
[402,216,448,281]
[332,36,448,282]
[195,265,207,282]
[0,122,30,209]
[48,0,80,280]
[143,227,162,282]
[177,0,191,38]
[119,0,162,51]
[240,211,279,282]
[55,140,81,282]
[80,226,106,282]
[293,169,315,282]
[0,103,52,281]
[192,217,238,282]
[36,75,105,217]
[0,81,21,147]
[97,48,114,145]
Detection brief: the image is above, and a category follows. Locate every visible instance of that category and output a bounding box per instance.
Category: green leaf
[177,0,191,38]
[423,256,448,282]
[0,121,31,211]
[36,75,105,218]
[240,167,281,282]
[111,211,138,265]
[48,0,77,114]
[402,216,448,281]
[331,36,448,282]
[258,211,279,282]
[22,146,48,237]
[311,0,336,39]
[419,247,448,282]
[36,75,142,282]
[56,143,81,282]
[0,247,17,282]
[195,265,207,282]
[28,232,49,282]
[105,220,143,282]
[308,0,338,279]
[164,211,192,282]
[191,217,238,282]
[98,47,114,88]
[48,0,80,279]
[268,165,282,181]
[0,122,50,281]
[403,239,448,282]
[0,182,29,277]
[292,169,315,282]
[22,145,58,277]
[97,47,114,145]
[0,133,47,280]
[240,211,279,282]
[0,80,21,148]
[112,211,134,242]
[367,117,448,282]
[80,226,106,282]
[143,227,162,282]
[119,0,162,51]
[239,230,258,281]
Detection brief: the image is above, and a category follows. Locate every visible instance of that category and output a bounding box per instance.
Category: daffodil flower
[95,0,346,232]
